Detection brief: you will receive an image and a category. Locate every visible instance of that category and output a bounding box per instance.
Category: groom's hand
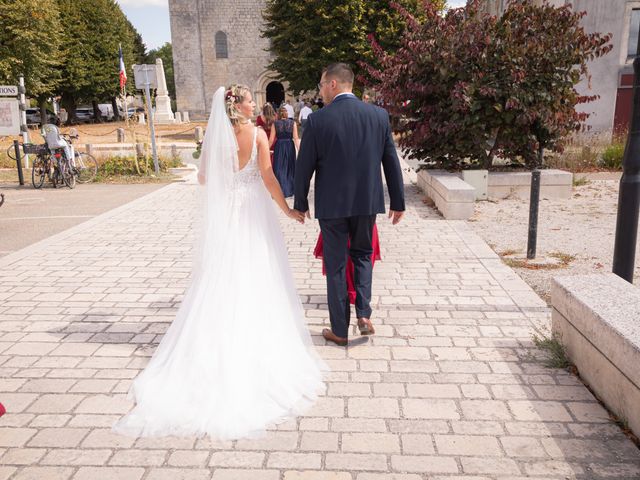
[293,210,311,223]
[388,210,404,225]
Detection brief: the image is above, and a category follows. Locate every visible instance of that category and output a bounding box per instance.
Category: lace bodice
[233,127,261,188]
[275,119,294,140]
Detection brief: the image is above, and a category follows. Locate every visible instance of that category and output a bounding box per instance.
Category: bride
[114,85,326,439]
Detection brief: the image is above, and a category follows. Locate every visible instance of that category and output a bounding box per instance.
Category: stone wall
[170,0,293,120]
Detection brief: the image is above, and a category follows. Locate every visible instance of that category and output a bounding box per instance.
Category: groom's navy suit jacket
[293,94,405,219]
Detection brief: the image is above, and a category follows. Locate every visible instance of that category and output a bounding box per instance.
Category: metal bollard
[182,111,190,123]
[195,127,203,143]
[116,128,125,143]
[135,143,145,158]
[174,112,182,123]
[85,144,93,156]
[13,140,24,186]
[171,144,178,160]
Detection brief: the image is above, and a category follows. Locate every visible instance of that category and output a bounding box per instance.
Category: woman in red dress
[314,224,381,305]
[256,103,276,164]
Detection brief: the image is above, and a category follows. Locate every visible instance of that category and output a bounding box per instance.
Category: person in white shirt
[298,102,313,136]
[283,101,294,120]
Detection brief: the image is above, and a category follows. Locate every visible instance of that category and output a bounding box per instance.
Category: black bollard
[612,55,640,282]
[526,146,543,259]
[13,140,24,186]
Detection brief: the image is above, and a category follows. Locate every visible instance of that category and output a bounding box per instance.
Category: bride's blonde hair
[225,84,251,126]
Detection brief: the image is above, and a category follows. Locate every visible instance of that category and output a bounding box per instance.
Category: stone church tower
[168,0,291,120]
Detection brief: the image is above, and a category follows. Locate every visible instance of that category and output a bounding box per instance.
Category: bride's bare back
[234,123,257,171]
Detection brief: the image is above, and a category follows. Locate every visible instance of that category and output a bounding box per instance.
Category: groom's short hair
[323,63,354,86]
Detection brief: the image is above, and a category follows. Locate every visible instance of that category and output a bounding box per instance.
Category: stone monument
[154,58,175,124]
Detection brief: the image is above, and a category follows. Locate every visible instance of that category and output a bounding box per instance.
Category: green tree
[262,0,442,95]
[56,0,142,123]
[363,0,612,170]
[0,0,63,123]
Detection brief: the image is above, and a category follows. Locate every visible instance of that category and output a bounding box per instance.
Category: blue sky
[116,0,170,51]
[117,0,468,52]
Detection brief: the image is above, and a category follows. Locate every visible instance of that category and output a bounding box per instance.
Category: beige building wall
[168,0,295,120]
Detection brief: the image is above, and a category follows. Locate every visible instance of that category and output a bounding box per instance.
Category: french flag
[119,45,127,89]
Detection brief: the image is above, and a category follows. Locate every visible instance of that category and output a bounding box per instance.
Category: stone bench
[551,273,640,438]
[416,170,475,220]
[489,169,572,199]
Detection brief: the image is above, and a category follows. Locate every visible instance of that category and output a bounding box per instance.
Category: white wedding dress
[114,88,326,439]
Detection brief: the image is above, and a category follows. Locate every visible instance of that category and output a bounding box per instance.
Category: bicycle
[24,143,71,189]
[61,132,98,184]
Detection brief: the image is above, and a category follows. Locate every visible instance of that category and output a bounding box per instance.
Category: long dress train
[114,127,326,440]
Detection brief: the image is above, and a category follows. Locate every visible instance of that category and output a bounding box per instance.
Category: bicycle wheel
[61,160,75,189]
[31,156,46,189]
[73,152,98,183]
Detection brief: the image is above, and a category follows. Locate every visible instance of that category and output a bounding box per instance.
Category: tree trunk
[111,97,121,121]
[61,92,77,125]
[38,98,48,127]
[484,128,502,170]
[92,100,103,123]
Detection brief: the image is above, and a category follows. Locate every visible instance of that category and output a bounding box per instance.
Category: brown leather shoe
[357,318,375,335]
[322,328,348,346]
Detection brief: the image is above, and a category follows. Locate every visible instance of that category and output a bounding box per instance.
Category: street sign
[133,64,158,90]
[0,86,18,96]
[0,99,20,135]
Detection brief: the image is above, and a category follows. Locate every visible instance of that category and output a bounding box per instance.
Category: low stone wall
[551,273,640,438]
[489,169,572,199]
[416,170,475,220]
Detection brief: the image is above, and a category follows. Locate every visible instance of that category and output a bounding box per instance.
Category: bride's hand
[287,208,305,223]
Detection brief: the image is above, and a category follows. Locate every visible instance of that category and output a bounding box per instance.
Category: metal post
[613,35,640,282]
[13,140,24,186]
[18,76,30,169]
[143,67,159,175]
[526,146,543,259]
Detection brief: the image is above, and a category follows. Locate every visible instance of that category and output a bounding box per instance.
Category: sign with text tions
[0,86,18,96]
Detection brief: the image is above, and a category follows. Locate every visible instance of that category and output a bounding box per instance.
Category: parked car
[74,108,94,123]
[25,108,58,126]
[97,104,115,121]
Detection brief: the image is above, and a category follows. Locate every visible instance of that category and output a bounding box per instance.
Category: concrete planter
[488,169,572,199]
[462,169,488,201]
[416,169,475,220]
[552,274,640,439]
[416,168,572,219]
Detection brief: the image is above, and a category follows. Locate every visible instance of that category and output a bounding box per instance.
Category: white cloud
[116,0,167,8]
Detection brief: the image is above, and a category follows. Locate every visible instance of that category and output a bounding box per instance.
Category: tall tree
[262,0,442,95]
[56,0,142,123]
[0,0,63,123]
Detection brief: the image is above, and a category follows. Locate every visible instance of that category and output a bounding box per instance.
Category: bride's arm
[257,129,304,222]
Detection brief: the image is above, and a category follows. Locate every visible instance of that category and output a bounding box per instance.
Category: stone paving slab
[0,171,639,480]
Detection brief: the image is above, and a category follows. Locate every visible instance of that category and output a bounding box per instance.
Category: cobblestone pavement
[0,171,638,480]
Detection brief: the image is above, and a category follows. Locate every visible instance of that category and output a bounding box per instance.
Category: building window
[628,9,640,59]
[215,31,228,59]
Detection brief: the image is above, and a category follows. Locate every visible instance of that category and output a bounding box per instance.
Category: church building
[168,0,293,120]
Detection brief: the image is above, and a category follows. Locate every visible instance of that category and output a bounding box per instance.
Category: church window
[628,10,640,59]
[215,31,229,59]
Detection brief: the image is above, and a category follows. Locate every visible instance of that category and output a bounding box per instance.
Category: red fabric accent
[313,223,381,305]
[0,402,5,417]
[256,116,275,165]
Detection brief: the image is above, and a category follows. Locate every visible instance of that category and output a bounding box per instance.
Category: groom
[294,63,405,347]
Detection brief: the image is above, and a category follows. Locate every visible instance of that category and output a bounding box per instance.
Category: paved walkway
[0,171,639,480]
